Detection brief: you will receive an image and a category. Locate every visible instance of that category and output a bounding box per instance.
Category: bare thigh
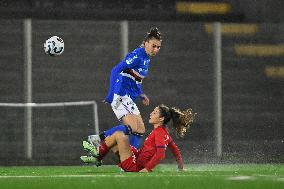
[105,131,132,162]
[110,145,118,153]
[122,114,145,134]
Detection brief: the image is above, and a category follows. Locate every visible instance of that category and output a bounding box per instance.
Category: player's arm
[168,140,185,171]
[139,92,149,106]
[137,75,149,105]
[144,132,166,172]
[139,168,149,172]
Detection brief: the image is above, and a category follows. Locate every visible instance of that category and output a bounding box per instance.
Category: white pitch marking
[276,177,284,182]
[1,173,282,180]
[227,176,256,181]
[0,174,198,179]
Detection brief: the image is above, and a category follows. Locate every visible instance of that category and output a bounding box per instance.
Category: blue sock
[103,125,132,137]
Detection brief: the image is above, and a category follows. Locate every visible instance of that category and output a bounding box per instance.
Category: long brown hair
[158,104,197,138]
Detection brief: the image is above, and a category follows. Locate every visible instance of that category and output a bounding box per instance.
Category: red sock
[98,141,109,161]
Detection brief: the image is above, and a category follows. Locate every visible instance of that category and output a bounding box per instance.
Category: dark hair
[158,104,197,138]
[141,27,162,46]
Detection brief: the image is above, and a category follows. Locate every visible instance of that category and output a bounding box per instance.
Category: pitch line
[227,176,256,181]
[0,174,282,179]
[0,174,198,179]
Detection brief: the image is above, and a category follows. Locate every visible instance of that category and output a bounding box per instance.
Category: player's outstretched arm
[168,141,185,171]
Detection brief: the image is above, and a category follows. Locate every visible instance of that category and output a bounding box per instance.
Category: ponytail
[141,27,162,47]
[158,104,197,138]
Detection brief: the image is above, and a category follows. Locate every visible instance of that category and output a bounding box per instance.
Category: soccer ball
[43,36,64,56]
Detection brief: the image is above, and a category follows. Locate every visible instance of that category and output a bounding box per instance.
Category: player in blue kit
[87,27,162,153]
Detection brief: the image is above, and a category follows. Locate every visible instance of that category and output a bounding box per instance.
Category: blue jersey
[105,47,150,103]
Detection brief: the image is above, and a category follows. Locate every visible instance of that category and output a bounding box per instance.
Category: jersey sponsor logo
[138,68,148,73]
[126,55,138,65]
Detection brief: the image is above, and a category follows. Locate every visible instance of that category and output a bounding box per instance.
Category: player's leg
[81,131,119,163]
[88,94,145,148]
[106,131,132,162]
[83,131,132,162]
[88,124,132,148]
[111,94,145,134]
[89,117,144,142]
[111,114,144,150]
[90,115,144,153]
[114,133,139,172]
[121,114,145,134]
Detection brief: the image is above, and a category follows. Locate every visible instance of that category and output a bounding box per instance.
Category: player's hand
[139,168,149,172]
[140,94,150,106]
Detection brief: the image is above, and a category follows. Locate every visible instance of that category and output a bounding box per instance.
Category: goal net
[0,101,98,165]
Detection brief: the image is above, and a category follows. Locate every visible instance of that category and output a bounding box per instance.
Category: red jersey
[136,125,184,171]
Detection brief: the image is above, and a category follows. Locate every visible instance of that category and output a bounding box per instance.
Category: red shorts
[118,146,141,172]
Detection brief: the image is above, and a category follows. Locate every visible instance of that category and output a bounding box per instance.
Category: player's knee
[123,115,145,133]
[125,123,144,134]
[137,122,145,133]
[113,131,128,144]
[113,131,126,138]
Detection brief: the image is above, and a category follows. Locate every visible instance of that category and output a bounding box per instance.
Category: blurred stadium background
[0,0,283,167]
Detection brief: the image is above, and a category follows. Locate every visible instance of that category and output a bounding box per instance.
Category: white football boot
[88,135,101,149]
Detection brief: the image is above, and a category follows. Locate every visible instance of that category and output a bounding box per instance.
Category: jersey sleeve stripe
[156,145,166,148]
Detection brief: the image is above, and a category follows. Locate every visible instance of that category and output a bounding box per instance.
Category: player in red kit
[81,104,196,172]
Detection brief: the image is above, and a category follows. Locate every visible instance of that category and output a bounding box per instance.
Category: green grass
[0,164,283,189]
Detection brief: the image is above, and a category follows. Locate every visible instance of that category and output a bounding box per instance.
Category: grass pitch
[0,164,283,189]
